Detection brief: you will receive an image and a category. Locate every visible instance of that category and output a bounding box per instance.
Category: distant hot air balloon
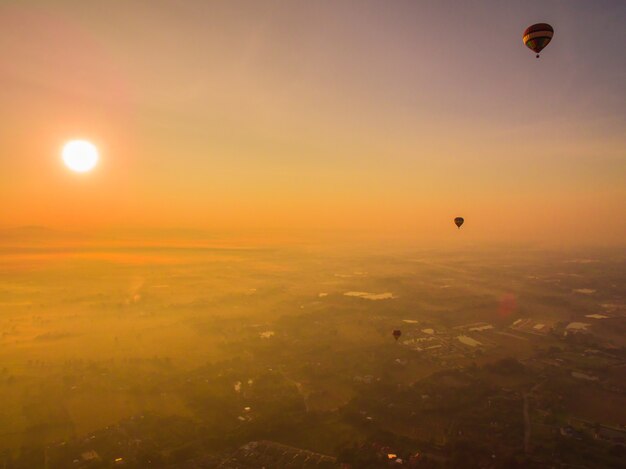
[454,217,464,229]
[523,23,554,58]
[392,329,402,341]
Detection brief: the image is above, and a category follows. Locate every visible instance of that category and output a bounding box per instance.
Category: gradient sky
[1,0,624,245]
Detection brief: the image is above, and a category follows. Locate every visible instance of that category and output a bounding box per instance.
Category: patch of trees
[486,357,525,374]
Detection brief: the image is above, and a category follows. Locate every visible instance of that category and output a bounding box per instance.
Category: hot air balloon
[392,329,402,341]
[523,23,554,58]
[454,217,464,229]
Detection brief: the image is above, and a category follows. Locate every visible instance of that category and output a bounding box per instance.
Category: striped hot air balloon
[523,23,554,58]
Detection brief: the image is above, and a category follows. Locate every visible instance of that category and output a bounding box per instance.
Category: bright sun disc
[62,140,99,173]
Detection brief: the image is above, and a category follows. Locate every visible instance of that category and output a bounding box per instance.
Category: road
[523,392,531,454]
[523,382,542,454]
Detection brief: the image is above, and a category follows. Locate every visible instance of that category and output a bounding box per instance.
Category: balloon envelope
[392,329,402,341]
[454,217,464,228]
[523,23,554,55]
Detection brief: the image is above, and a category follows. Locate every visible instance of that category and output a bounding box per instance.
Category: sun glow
[62,140,99,173]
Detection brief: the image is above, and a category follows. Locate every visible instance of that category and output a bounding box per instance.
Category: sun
[62,140,99,173]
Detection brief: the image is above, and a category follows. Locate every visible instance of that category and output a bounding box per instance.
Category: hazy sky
[1,0,624,245]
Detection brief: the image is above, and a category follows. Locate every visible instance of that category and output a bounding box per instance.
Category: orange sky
[1,1,624,246]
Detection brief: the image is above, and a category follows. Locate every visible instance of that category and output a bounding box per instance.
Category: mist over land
[1,228,625,467]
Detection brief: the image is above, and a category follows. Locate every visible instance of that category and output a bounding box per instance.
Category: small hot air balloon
[392,329,402,341]
[454,217,464,229]
[523,23,554,58]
